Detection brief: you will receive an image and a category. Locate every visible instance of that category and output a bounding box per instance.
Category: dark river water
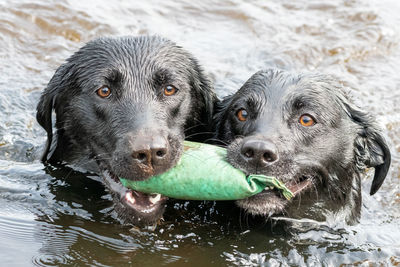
[1,0,400,266]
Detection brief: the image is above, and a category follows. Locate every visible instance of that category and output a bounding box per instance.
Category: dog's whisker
[36,35,219,226]
[184,131,214,140]
[213,68,390,225]
[183,122,207,133]
[63,168,74,181]
[203,138,229,147]
[312,181,319,202]
[238,207,243,230]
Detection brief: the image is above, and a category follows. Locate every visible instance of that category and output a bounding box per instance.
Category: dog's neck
[327,172,362,225]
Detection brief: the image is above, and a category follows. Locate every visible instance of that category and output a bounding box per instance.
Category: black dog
[36,36,217,225]
[214,69,391,224]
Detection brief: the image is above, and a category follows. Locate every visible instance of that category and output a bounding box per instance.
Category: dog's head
[215,69,391,223]
[36,36,216,224]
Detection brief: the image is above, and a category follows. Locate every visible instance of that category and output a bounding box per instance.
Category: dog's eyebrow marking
[246,93,266,114]
[101,69,124,98]
[281,94,323,122]
[288,95,322,112]
[153,68,174,87]
[105,69,123,84]
[292,98,305,110]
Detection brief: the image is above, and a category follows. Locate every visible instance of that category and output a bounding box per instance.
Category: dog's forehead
[238,70,298,99]
[240,70,341,107]
[284,74,344,106]
[72,36,192,81]
[65,36,198,98]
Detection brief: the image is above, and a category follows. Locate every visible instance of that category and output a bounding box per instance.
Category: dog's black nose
[240,138,278,167]
[131,135,169,169]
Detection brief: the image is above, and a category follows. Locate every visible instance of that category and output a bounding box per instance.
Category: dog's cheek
[62,101,89,138]
[92,103,108,123]
[219,115,240,143]
[225,119,238,142]
[70,97,116,153]
[300,129,351,165]
[226,138,248,170]
[327,131,356,170]
[167,93,191,131]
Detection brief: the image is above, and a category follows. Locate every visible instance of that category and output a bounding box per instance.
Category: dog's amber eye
[96,86,111,98]
[164,85,177,96]
[237,109,248,122]
[299,114,316,127]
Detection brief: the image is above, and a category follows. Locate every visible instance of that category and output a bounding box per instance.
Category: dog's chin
[236,175,314,217]
[116,190,167,225]
[97,139,183,225]
[102,170,168,225]
[236,191,286,216]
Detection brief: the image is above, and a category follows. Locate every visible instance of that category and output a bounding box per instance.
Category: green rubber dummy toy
[120,141,294,201]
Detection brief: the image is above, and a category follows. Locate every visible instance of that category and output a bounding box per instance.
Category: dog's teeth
[149,193,161,204]
[125,191,136,204]
[269,186,274,190]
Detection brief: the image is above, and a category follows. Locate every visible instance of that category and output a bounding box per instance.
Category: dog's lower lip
[126,191,136,204]
[258,176,312,198]
[124,190,168,213]
[103,170,168,213]
[286,178,312,196]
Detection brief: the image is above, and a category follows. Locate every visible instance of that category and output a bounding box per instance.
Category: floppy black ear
[213,94,235,142]
[342,101,391,195]
[184,57,218,142]
[36,62,75,162]
[190,59,218,126]
[36,88,55,162]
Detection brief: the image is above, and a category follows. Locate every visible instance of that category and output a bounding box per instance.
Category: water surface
[1,0,400,265]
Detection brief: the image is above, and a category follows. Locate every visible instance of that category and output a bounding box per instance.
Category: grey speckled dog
[37,36,217,225]
[214,69,391,224]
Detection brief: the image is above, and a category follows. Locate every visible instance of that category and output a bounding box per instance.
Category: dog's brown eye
[164,85,177,96]
[96,86,111,98]
[299,114,316,127]
[237,109,248,122]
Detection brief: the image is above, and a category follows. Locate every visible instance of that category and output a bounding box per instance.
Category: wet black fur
[36,35,217,224]
[214,69,391,224]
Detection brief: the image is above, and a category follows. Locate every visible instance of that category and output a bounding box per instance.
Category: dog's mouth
[102,170,168,219]
[237,174,315,216]
[124,190,167,215]
[260,174,313,199]
[285,175,313,196]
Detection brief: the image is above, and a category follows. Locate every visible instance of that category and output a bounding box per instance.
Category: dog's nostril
[156,149,166,158]
[244,149,254,158]
[241,139,278,166]
[263,151,277,162]
[137,152,147,161]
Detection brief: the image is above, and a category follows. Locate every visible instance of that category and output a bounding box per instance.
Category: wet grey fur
[36,35,217,225]
[214,69,391,224]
